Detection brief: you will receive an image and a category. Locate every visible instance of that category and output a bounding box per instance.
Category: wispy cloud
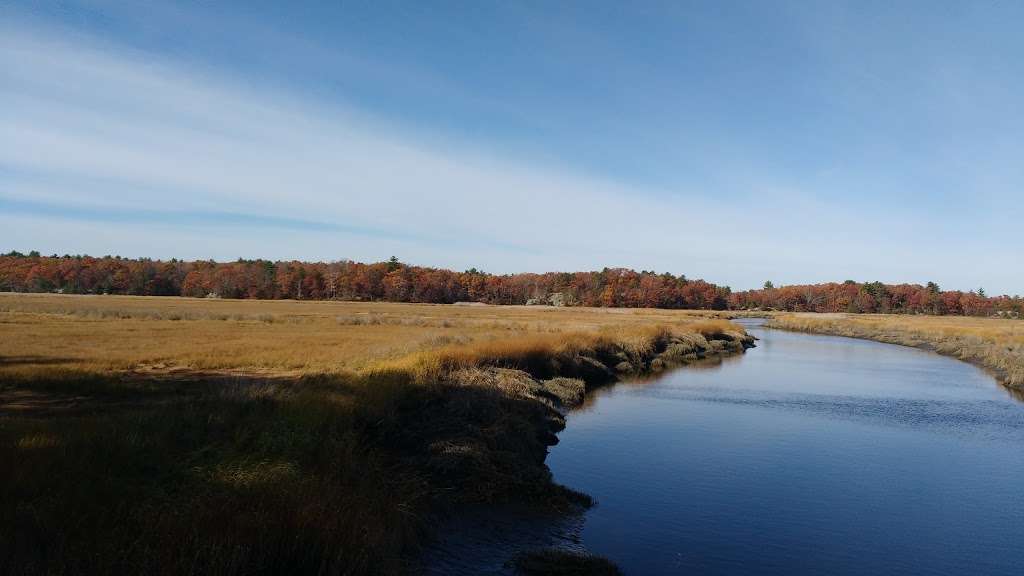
[0,18,1020,293]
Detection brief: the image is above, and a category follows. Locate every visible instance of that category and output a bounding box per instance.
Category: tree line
[1,252,1020,316]
[730,280,1022,317]
[0,252,730,309]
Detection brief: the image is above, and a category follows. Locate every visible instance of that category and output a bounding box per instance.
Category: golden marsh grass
[0,292,748,575]
[0,293,741,378]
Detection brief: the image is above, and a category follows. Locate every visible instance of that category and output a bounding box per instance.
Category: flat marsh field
[0,293,750,575]
[0,293,743,379]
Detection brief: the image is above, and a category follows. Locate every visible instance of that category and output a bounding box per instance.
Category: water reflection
[419,504,586,575]
[549,325,1024,576]
[577,353,745,412]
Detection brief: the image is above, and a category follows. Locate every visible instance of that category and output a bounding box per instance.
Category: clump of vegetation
[0,294,753,575]
[770,313,1024,389]
[513,548,622,576]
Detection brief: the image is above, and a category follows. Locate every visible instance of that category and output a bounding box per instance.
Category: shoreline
[413,325,756,572]
[767,315,1023,396]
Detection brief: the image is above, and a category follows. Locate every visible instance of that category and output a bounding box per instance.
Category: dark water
[424,321,1024,575]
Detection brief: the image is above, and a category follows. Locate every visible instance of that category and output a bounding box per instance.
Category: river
[424,320,1024,575]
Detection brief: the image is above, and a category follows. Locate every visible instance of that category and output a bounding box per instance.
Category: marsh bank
[404,323,757,511]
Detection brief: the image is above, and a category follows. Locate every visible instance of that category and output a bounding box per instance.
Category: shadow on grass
[0,369,581,575]
[0,355,78,367]
[0,370,425,575]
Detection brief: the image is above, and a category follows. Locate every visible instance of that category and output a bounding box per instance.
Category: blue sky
[2,1,1022,293]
